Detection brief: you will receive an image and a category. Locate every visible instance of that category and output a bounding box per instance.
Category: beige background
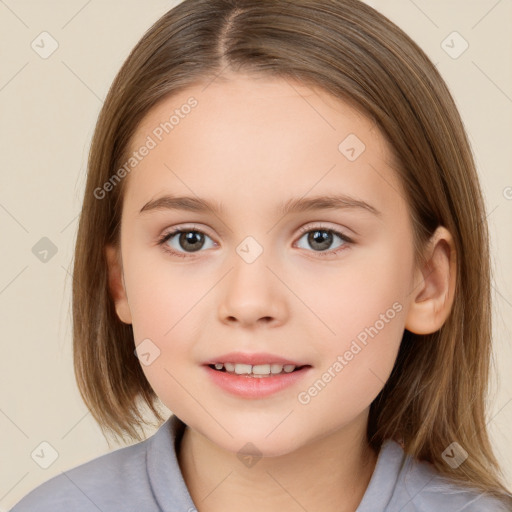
[1,0,511,509]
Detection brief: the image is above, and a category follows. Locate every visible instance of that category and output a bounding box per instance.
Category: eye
[295,225,353,256]
[157,224,353,259]
[157,226,216,257]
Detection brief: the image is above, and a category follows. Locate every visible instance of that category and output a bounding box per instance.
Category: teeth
[252,364,271,375]
[234,364,252,375]
[213,362,298,376]
[270,363,283,374]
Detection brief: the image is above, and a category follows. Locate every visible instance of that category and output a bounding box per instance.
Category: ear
[105,244,132,324]
[404,226,456,335]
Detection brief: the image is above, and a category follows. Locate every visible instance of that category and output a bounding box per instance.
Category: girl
[10,0,512,510]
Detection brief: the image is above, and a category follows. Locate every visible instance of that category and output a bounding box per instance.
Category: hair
[72,0,511,504]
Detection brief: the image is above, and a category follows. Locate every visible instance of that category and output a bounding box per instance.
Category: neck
[176,411,378,512]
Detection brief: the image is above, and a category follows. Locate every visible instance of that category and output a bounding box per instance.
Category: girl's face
[109,73,420,456]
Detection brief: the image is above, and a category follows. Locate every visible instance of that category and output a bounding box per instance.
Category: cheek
[126,273,205,416]
[304,240,411,345]
[294,265,406,428]
[123,256,213,400]
[124,248,207,341]
[294,240,410,402]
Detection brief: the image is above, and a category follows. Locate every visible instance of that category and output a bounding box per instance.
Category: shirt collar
[147,414,196,512]
[146,414,405,512]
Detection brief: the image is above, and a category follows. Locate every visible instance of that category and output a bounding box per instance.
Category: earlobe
[404,226,457,335]
[105,244,132,325]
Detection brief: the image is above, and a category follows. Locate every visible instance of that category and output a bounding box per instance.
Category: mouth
[202,352,313,397]
[203,360,313,398]
[207,362,310,378]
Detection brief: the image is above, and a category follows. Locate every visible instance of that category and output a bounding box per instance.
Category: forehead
[123,74,405,219]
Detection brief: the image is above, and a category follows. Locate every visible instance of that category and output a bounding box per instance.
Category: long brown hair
[72,0,512,504]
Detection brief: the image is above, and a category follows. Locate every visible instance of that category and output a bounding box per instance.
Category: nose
[217,253,288,328]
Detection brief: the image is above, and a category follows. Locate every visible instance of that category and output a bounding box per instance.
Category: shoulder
[384,440,511,512]
[8,435,157,512]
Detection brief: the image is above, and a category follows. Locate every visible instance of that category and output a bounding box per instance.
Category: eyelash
[156,224,354,259]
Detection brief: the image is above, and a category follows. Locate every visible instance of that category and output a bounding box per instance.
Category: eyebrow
[139,193,381,217]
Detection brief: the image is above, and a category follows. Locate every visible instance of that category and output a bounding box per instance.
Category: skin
[106,72,456,512]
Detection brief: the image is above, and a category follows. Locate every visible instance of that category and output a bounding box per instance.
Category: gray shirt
[9,414,509,511]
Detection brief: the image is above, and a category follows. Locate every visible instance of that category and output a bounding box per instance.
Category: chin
[180,407,312,458]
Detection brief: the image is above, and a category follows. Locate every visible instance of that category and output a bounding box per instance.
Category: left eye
[295,227,352,255]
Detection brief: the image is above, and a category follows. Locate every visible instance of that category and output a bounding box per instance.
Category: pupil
[309,230,332,250]
[180,231,204,252]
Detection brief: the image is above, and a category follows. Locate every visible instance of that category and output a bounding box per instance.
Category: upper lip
[203,352,309,367]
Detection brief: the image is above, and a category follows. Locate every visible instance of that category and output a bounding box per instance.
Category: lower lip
[203,365,312,398]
